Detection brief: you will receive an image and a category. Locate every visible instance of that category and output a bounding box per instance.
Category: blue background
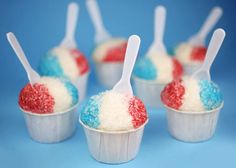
[0,0,235,167]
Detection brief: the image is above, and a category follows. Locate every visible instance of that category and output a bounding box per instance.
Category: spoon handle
[155,6,166,45]
[60,2,79,49]
[7,32,40,84]
[86,0,111,44]
[147,6,167,56]
[112,35,141,95]
[192,29,225,80]
[122,35,141,81]
[198,7,222,40]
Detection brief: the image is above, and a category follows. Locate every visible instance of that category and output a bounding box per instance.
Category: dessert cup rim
[75,70,90,80]
[182,62,202,67]
[19,102,79,117]
[92,37,126,47]
[94,37,126,45]
[163,102,224,114]
[79,118,149,134]
[132,75,167,85]
[80,71,90,76]
[93,58,124,65]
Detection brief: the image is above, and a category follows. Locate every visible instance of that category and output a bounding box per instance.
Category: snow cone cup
[165,103,223,143]
[183,63,202,76]
[163,29,226,142]
[81,35,148,164]
[94,61,123,88]
[132,75,165,108]
[20,103,79,143]
[74,72,90,102]
[6,33,80,144]
[79,119,148,164]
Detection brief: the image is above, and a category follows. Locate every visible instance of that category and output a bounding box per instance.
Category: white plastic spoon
[60,2,79,49]
[147,6,167,56]
[7,32,40,85]
[191,28,225,81]
[86,0,111,44]
[112,35,141,95]
[188,7,223,46]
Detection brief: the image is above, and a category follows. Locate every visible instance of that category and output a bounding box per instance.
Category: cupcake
[161,29,225,142]
[86,0,127,88]
[38,2,90,102]
[133,6,183,108]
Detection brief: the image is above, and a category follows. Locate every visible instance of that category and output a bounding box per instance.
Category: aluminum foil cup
[20,104,79,143]
[79,119,148,164]
[183,64,202,76]
[165,103,224,142]
[94,61,123,88]
[132,75,165,108]
[74,72,90,102]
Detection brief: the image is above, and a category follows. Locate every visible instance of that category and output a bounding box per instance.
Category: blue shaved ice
[199,80,223,111]
[80,94,102,128]
[133,57,157,80]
